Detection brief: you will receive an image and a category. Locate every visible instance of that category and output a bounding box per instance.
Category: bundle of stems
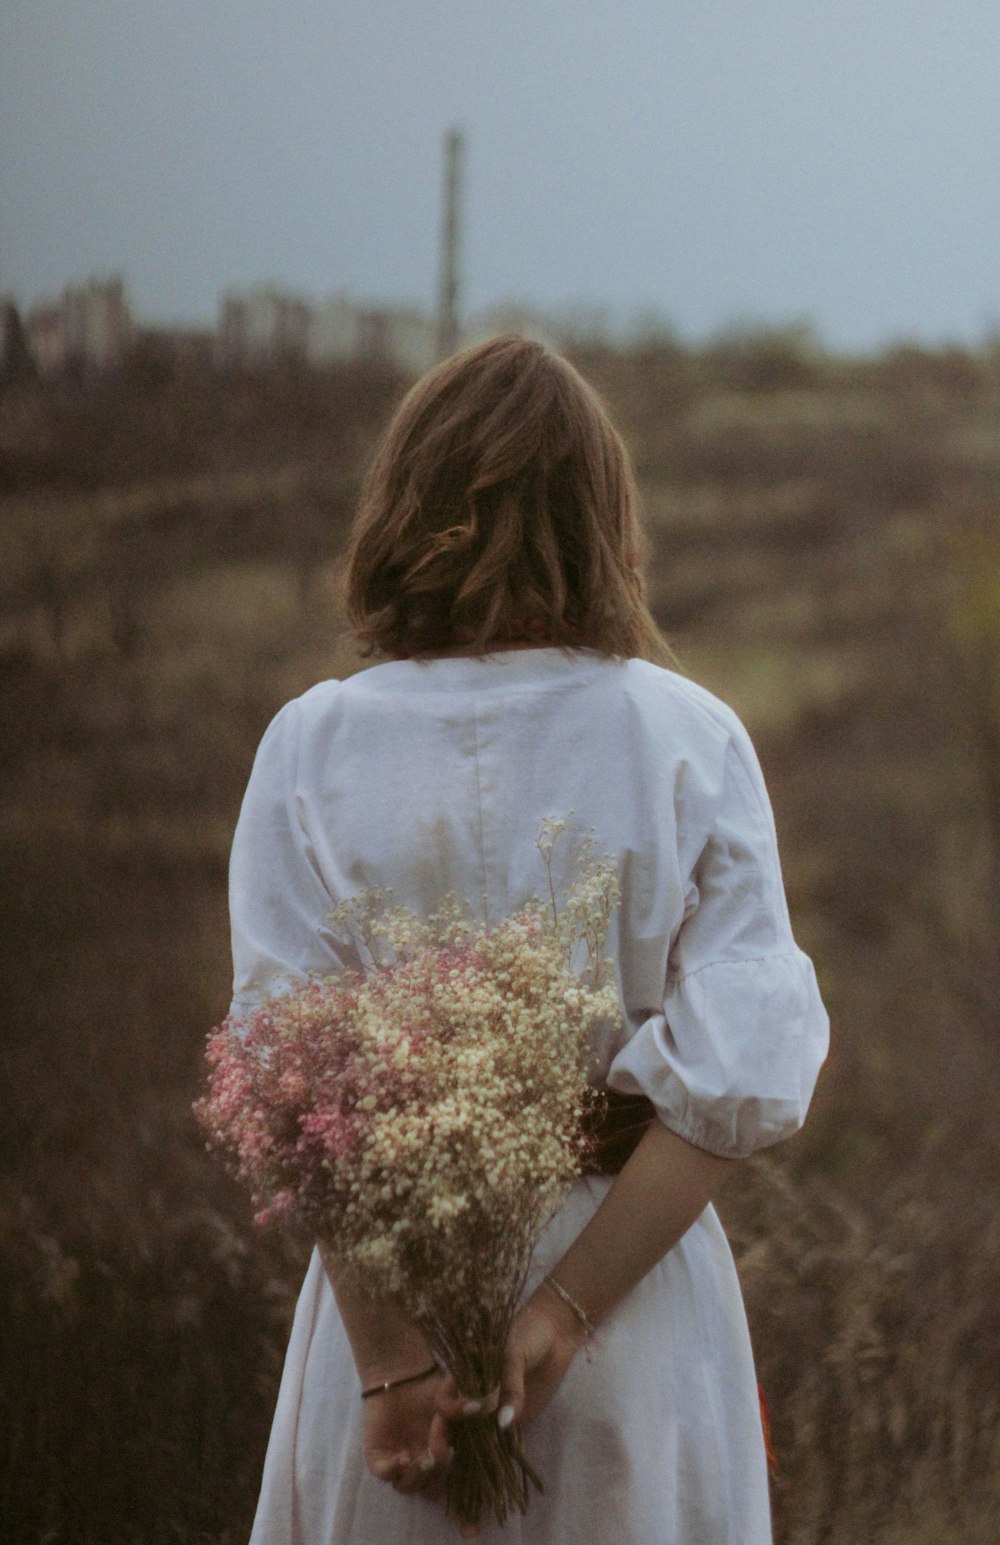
[422,1303,544,1525]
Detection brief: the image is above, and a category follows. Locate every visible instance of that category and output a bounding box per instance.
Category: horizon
[12,274,1000,362]
[4,3,1000,353]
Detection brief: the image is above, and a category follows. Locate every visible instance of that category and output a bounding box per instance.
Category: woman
[230,335,829,1543]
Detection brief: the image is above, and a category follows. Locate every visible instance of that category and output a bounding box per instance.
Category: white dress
[229,647,829,1545]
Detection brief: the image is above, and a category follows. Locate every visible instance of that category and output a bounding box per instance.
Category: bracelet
[543,1274,597,1351]
[360,1362,439,1400]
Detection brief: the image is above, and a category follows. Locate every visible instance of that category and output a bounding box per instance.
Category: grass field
[2,338,999,1541]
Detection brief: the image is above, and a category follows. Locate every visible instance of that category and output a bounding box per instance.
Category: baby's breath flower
[196,819,621,1526]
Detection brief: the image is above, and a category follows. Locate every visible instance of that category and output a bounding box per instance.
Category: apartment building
[222,286,436,375]
[25,278,133,376]
[218,287,312,368]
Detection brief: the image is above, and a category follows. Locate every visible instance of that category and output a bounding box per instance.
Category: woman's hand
[436,1291,587,1435]
[320,1245,454,1498]
[363,1369,453,1499]
[497,1292,588,1429]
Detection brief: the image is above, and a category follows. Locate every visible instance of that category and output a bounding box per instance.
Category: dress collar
[348,646,620,694]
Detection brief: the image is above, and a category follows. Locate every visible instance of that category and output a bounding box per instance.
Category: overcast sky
[3,1,999,350]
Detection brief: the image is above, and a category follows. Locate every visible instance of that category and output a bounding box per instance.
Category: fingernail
[462,1400,482,1416]
[420,1454,435,1473]
[497,1404,515,1430]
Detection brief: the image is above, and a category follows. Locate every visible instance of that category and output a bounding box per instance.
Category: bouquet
[196,818,620,1528]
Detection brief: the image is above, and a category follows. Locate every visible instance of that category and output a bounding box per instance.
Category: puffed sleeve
[607,722,829,1157]
[228,698,344,1015]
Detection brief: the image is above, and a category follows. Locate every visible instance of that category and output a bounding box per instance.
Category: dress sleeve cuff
[606,951,829,1159]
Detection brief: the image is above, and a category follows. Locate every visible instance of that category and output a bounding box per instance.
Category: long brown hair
[344,334,671,663]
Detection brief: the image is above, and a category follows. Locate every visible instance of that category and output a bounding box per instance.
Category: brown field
[2,336,999,1542]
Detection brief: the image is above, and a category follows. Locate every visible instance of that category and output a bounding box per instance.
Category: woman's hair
[344,334,672,663]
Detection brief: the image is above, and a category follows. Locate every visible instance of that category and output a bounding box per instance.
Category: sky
[3,0,1000,352]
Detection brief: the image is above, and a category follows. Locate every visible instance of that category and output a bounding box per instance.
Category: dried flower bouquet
[196,819,620,1529]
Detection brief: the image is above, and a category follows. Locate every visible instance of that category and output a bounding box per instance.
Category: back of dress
[231,646,826,1162]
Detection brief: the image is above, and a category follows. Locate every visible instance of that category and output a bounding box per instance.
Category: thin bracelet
[360,1362,440,1400]
[543,1274,597,1353]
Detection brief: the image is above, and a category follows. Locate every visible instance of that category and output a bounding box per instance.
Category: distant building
[1,298,37,382]
[25,277,133,376]
[218,287,311,368]
[25,305,66,376]
[221,287,436,376]
[356,306,436,375]
[307,293,359,365]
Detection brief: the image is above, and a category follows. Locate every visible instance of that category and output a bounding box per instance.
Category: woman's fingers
[369,1455,399,1482]
[435,1348,528,1430]
[390,1451,426,1494]
[370,1449,430,1494]
[433,1375,466,1420]
[499,1338,527,1429]
[370,1415,456,1497]
[434,1381,501,1420]
[412,1411,454,1498]
[433,1370,458,1410]
[428,1409,452,1466]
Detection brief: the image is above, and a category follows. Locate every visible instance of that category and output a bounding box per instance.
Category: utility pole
[436,127,464,360]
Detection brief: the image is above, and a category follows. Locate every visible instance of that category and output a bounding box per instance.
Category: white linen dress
[229,647,829,1545]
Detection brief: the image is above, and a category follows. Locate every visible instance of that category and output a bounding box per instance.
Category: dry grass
[2,341,999,1542]
[721,1156,1000,1544]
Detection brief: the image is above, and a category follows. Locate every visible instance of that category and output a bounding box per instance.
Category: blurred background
[2,3,1000,1541]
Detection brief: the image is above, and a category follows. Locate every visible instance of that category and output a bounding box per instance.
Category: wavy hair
[344,334,671,663]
